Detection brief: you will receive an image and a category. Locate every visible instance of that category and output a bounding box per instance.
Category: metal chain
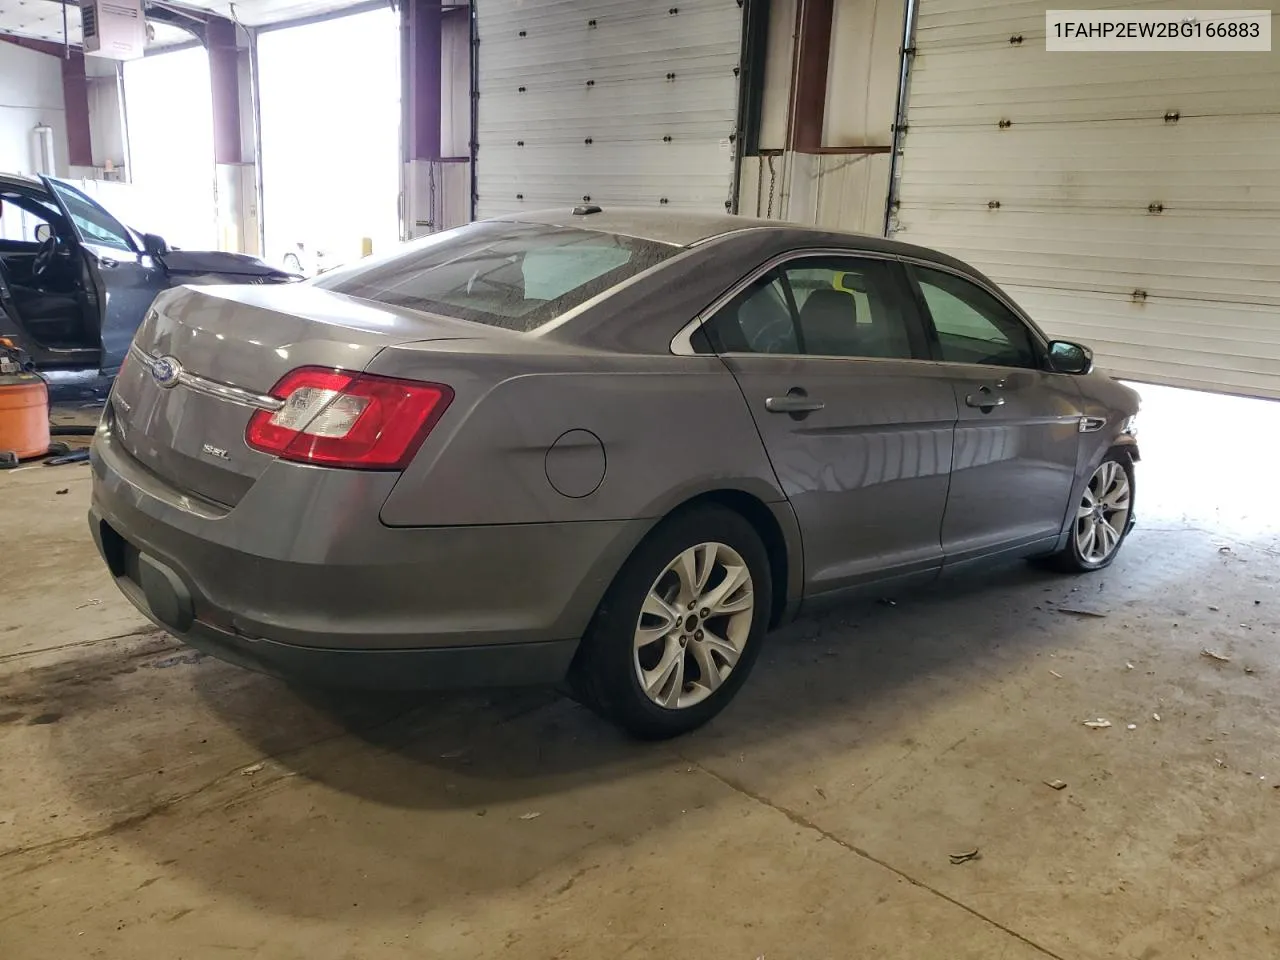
[766,154,777,219]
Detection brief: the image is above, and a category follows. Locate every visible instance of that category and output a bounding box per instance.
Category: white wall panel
[475,0,742,219]
[0,42,68,176]
[896,0,1280,399]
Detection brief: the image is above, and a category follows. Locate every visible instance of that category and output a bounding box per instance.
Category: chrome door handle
[98,257,119,268]
[765,390,825,417]
[965,388,1005,411]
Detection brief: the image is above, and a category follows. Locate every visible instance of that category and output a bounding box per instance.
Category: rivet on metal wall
[518,86,526,93]
[516,193,524,200]
[1148,202,1165,214]
[1164,110,1180,123]
[660,197,669,204]
[998,119,1012,129]
[662,135,672,142]
[666,72,676,80]
[733,66,740,76]
[588,18,597,27]
[584,138,593,144]
[516,140,524,146]
[586,79,595,87]
[669,7,678,14]
[1009,34,1024,44]
[582,195,591,202]
[1132,289,1149,302]
[518,30,526,37]
[987,200,1001,210]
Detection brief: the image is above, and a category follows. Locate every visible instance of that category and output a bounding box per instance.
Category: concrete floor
[2,384,1278,960]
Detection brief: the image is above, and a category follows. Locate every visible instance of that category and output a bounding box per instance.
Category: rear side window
[314,222,677,332]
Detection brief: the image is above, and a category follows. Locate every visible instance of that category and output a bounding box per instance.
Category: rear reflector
[245,367,452,470]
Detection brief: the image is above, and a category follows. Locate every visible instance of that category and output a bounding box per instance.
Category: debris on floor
[75,598,101,609]
[949,848,981,865]
[1049,669,1063,679]
[1083,718,1113,729]
[240,762,264,776]
[1044,779,1068,790]
[1126,661,1135,670]
[1058,607,1108,619]
[519,811,542,821]
[55,487,68,495]
[1201,648,1232,663]
[1153,713,1161,721]
[1127,723,1138,730]
[877,598,897,608]
[1209,605,1220,611]
[1244,666,1256,675]
[44,449,91,466]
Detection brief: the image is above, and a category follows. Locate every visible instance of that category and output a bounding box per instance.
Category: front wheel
[1049,453,1135,572]
[569,505,772,739]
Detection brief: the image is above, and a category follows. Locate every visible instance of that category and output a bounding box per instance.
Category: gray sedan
[89,208,1140,739]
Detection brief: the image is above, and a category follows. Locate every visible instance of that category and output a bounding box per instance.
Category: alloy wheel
[1075,460,1131,564]
[633,541,754,710]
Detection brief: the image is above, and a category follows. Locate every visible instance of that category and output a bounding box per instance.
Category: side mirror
[1048,340,1093,375]
[34,223,52,243]
[141,232,169,257]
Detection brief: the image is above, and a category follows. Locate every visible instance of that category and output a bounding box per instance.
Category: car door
[906,263,1083,562]
[41,177,164,373]
[693,253,958,597]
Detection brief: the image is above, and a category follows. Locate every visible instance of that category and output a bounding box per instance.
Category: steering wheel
[31,235,58,279]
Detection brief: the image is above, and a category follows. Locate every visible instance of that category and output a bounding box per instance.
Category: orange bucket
[0,373,50,460]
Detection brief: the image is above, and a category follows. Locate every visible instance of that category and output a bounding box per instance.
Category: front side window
[698,255,918,360]
[315,222,677,332]
[913,266,1039,369]
[0,193,57,244]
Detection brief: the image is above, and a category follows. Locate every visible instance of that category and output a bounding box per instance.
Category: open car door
[40,177,164,373]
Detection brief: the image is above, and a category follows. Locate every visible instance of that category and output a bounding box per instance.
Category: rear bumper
[89,429,653,689]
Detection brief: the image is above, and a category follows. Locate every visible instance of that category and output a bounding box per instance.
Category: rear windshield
[313,221,678,332]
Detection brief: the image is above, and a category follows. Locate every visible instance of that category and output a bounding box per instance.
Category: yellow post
[361,237,373,258]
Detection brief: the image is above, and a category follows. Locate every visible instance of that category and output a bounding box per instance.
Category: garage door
[474,0,743,219]
[893,1,1280,399]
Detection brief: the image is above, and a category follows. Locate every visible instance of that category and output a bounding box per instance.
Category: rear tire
[1046,452,1135,573]
[569,505,771,740]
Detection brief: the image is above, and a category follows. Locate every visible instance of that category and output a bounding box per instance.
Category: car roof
[495,206,976,275]
[492,207,773,247]
[0,172,44,191]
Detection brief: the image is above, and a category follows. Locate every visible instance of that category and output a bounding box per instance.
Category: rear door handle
[765,390,825,417]
[98,257,119,269]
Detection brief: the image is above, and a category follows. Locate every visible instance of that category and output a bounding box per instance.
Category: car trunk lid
[109,283,491,507]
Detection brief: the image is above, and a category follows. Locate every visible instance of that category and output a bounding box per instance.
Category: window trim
[671,247,1047,362]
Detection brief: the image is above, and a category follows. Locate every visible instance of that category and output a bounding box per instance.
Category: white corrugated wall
[474,0,743,219]
[893,0,1280,399]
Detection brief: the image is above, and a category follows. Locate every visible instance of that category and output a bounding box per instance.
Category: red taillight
[245,367,452,470]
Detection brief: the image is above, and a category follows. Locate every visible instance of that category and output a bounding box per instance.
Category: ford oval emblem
[151,355,182,389]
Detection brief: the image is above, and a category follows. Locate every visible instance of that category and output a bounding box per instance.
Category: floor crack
[687,759,1068,960]
[0,626,169,665]
[0,702,426,865]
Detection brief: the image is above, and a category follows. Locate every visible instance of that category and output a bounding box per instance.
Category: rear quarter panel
[371,344,786,527]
